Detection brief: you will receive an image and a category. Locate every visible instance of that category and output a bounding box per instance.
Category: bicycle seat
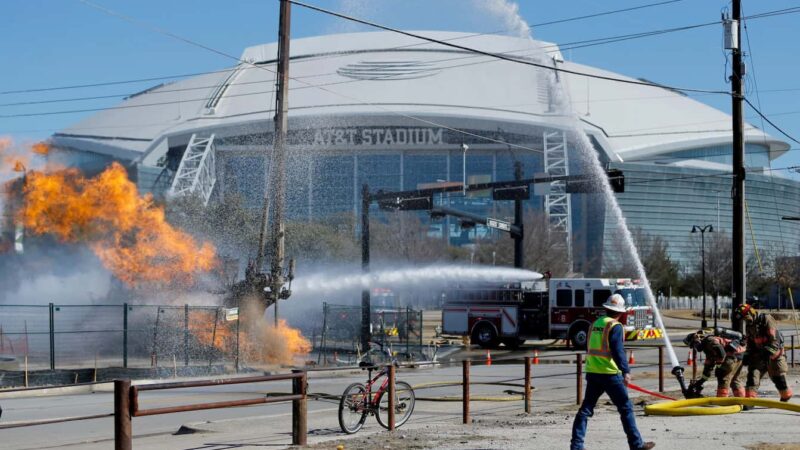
[359,360,373,369]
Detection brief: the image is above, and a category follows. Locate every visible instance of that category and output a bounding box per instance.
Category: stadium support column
[731,0,745,331]
[361,184,371,353]
[514,162,524,268]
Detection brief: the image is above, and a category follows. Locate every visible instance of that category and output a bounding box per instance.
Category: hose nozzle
[672,366,690,398]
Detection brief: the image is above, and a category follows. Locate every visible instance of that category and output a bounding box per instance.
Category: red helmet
[734,303,756,320]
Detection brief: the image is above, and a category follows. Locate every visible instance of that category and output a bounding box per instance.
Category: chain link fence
[0,303,241,373]
[317,302,423,364]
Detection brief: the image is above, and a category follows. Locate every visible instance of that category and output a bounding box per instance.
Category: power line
[7,2,798,102]
[288,0,727,96]
[744,97,800,146]
[530,0,684,27]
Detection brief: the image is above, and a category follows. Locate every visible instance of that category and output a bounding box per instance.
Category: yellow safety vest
[585,316,622,375]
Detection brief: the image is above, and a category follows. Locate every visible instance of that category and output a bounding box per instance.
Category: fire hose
[644,397,800,416]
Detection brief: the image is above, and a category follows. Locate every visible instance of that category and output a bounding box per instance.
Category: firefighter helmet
[734,303,757,321]
[603,294,627,313]
[683,331,704,351]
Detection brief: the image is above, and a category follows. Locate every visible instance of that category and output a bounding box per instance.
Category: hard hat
[603,294,627,313]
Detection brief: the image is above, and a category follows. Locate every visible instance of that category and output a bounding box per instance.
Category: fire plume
[19,162,216,286]
[188,310,311,366]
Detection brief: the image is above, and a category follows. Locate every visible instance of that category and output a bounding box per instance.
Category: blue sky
[2,0,799,179]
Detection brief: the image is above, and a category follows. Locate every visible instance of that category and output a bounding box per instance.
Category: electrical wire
[288,0,728,96]
[744,98,800,146]
[0,0,684,97]
[742,9,788,263]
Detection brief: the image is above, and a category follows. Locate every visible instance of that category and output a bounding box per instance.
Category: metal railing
[114,372,307,450]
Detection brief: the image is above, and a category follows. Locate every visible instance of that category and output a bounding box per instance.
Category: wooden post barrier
[114,379,132,450]
[658,346,664,393]
[524,356,532,414]
[292,370,307,445]
[388,364,396,430]
[462,360,471,424]
[576,353,583,405]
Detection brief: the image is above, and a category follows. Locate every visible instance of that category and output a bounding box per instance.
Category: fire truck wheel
[472,323,499,349]
[569,322,590,350]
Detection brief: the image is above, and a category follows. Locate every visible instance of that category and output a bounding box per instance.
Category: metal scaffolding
[169,133,217,206]
[543,130,573,268]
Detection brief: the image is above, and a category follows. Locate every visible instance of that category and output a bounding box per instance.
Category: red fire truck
[441,278,662,349]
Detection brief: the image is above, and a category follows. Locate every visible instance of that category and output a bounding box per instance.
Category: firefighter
[734,304,793,402]
[683,330,746,398]
[571,294,655,450]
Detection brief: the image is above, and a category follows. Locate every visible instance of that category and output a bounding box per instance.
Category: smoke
[0,247,111,305]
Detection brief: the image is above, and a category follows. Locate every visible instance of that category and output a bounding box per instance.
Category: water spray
[478,0,687,395]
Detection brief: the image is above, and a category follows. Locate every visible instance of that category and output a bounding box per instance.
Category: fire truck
[441,278,662,349]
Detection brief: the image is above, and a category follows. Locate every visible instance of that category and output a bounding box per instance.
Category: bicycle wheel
[375,381,415,429]
[338,382,369,434]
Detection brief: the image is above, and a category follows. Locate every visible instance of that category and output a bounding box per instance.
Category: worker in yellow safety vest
[571,294,655,450]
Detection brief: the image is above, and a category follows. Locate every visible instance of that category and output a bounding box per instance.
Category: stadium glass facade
[181,130,800,277]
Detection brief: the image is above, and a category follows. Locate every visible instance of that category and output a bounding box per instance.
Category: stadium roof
[52,31,789,164]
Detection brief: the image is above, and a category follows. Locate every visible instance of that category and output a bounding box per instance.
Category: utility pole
[730,0,745,331]
[513,161,524,268]
[361,184,371,353]
[269,0,291,326]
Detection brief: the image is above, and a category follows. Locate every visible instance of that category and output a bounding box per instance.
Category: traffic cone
[686,350,693,366]
[486,350,492,366]
[533,349,540,365]
[628,350,636,365]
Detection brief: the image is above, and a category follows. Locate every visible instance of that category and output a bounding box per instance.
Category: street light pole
[692,225,714,329]
[461,143,469,197]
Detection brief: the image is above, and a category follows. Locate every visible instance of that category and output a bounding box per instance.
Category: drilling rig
[224,0,294,322]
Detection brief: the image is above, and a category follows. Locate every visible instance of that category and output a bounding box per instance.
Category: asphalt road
[0,346,677,449]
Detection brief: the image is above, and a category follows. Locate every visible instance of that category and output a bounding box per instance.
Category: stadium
[47,31,800,274]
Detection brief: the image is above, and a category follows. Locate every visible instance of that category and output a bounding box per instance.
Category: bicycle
[337,343,416,434]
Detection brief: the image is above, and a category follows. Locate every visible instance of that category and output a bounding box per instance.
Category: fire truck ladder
[169,133,217,206]
[543,130,573,268]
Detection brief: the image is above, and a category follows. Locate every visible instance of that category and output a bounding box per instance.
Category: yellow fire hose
[645,397,800,416]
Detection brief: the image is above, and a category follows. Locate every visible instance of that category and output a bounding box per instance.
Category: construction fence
[317,303,425,364]
[0,303,241,374]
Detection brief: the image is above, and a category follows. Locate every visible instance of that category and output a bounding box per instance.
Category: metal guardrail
[114,372,308,450]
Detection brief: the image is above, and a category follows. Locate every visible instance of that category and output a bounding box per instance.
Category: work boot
[637,442,656,450]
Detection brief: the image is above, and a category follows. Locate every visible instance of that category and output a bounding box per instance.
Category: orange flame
[188,311,311,366]
[31,142,50,155]
[19,162,216,286]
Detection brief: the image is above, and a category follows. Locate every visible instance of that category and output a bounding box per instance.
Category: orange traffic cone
[533,349,540,365]
[486,350,492,366]
[628,350,636,365]
[686,350,693,366]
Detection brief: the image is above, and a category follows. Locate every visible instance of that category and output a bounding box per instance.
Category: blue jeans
[570,373,644,450]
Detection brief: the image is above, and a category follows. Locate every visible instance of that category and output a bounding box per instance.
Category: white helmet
[603,294,627,313]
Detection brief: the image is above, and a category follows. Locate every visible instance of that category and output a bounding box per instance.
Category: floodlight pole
[730,0,745,332]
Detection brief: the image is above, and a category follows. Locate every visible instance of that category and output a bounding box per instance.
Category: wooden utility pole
[731,0,745,331]
[268,0,292,326]
[361,184,371,353]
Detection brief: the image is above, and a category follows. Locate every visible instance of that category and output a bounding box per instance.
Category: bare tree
[472,208,571,276]
[685,230,732,297]
[603,227,680,294]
